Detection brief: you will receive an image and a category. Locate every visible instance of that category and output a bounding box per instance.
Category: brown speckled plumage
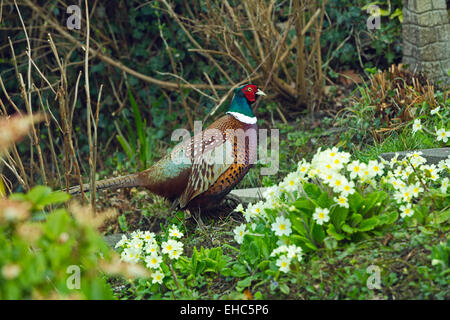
[69,115,257,211]
[68,84,262,212]
[180,115,257,209]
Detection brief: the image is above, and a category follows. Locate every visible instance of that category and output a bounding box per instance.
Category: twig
[84,0,96,213]
[158,17,194,130]
[34,85,62,188]
[26,50,57,95]
[14,0,32,110]
[23,0,231,91]
[294,0,307,106]
[162,0,235,85]
[156,71,218,103]
[0,98,29,190]
[203,72,219,100]
[18,73,48,187]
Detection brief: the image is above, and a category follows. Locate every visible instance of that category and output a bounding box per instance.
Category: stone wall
[402,0,450,86]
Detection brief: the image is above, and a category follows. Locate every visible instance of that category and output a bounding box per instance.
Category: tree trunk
[402,0,450,86]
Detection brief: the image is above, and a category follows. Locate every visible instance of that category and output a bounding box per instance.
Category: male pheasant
[68,84,266,211]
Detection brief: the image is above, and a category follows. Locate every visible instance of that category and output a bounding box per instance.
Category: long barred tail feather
[67,173,141,195]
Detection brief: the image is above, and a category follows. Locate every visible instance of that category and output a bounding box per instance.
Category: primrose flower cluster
[115,225,184,284]
[412,105,449,143]
[233,147,450,274]
[384,151,449,217]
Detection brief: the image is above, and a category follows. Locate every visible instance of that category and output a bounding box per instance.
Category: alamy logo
[366,265,381,290]
[67,5,81,30]
[66,265,81,289]
[170,121,279,175]
[366,5,381,30]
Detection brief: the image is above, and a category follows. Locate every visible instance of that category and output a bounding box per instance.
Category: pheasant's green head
[227,84,266,124]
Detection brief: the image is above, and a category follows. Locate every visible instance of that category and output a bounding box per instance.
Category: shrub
[0,186,150,299]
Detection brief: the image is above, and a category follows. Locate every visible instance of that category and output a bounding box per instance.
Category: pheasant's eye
[247,87,253,92]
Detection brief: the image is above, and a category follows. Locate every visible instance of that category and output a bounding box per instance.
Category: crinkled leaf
[303,183,321,200]
[327,224,346,241]
[342,224,355,234]
[358,217,379,232]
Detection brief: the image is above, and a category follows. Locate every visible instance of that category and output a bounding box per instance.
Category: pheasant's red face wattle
[242,84,258,103]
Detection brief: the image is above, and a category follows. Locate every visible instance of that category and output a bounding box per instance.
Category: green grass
[353,129,437,163]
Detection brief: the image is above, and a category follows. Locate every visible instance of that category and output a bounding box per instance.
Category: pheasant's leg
[184,208,192,220]
[192,208,204,226]
[222,193,242,210]
[170,199,180,212]
[199,193,243,218]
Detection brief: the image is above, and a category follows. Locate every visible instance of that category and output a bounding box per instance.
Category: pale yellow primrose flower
[422,164,439,181]
[347,160,364,180]
[412,119,422,134]
[145,243,159,255]
[121,247,141,263]
[151,270,164,284]
[436,127,449,143]
[143,231,156,243]
[286,245,303,262]
[368,160,384,177]
[276,255,291,273]
[334,195,349,208]
[400,204,413,218]
[430,106,440,115]
[281,171,301,193]
[441,178,449,194]
[145,255,162,269]
[169,225,183,239]
[297,160,310,177]
[115,234,128,248]
[131,230,143,240]
[313,207,330,225]
[131,238,144,251]
[410,183,423,197]
[233,224,247,244]
[244,201,267,222]
[271,216,292,237]
[341,180,355,196]
[234,203,245,213]
[161,239,183,259]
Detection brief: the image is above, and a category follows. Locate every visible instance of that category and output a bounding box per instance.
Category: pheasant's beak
[256,88,266,96]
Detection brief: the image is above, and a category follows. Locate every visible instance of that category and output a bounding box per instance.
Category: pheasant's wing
[178,132,234,208]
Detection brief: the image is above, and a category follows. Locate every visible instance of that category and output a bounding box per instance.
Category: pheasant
[68,84,266,211]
